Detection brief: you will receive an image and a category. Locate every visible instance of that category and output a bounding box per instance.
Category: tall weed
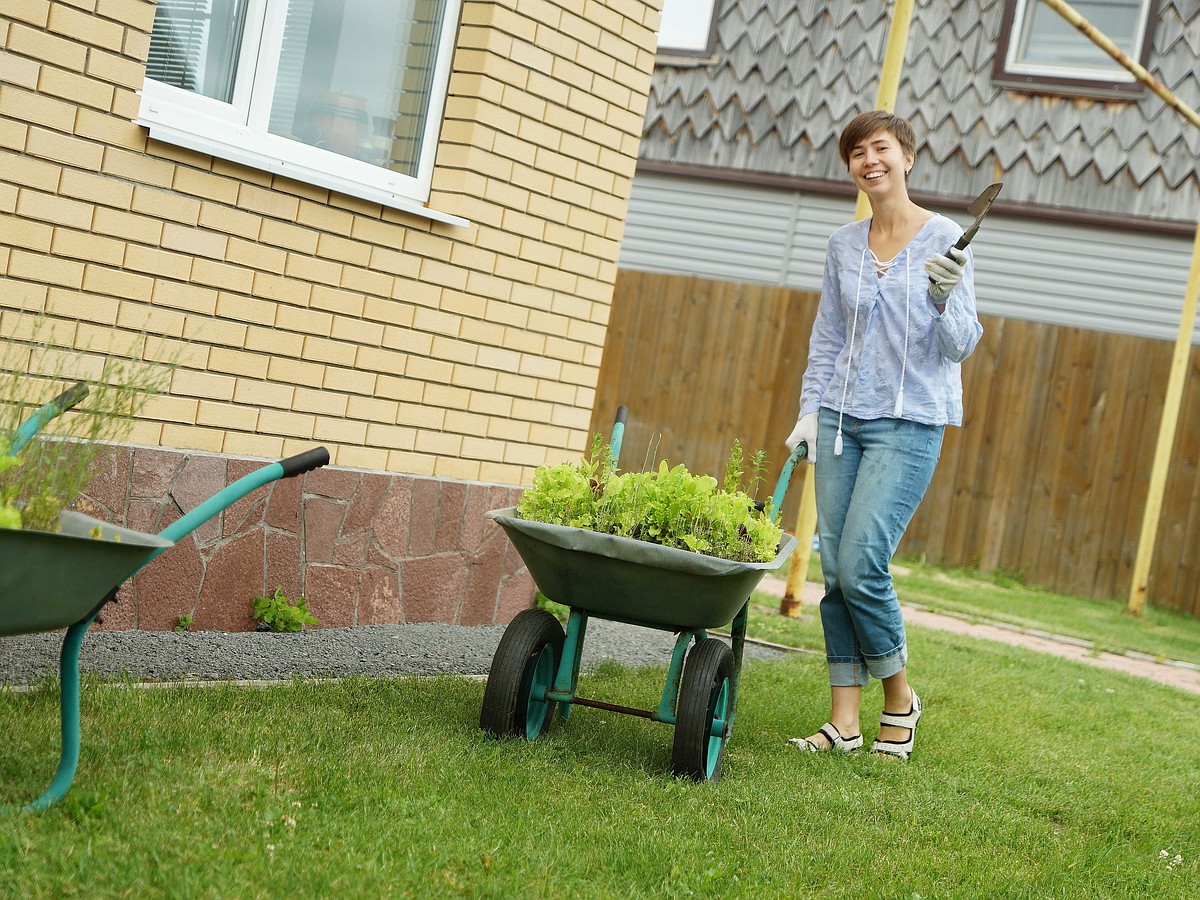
[0,312,171,532]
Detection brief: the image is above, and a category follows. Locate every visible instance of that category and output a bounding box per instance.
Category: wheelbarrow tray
[487,507,798,629]
[0,511,172,637]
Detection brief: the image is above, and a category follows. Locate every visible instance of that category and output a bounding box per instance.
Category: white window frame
[137,0,468,226]
[657,0,718,56]
[1001,0,1153,85]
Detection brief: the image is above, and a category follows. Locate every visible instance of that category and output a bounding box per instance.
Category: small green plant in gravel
[252,588,318,633]
[174,614,194,633]
[517,437,782,563]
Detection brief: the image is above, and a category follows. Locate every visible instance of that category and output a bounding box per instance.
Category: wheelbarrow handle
[280,446,330,478]
[50,381,90,413]
[148,446,330,563]
[609,405,628,468]
[767,443,807,525]
[9,381,90,454]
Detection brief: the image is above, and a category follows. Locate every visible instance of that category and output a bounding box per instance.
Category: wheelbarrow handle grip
[9,382,92,454]
[51,381,90,413]
[279,446,330,478]
[609,405,628,468]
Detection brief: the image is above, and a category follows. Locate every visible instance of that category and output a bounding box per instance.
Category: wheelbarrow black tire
[480,608,565,741]
[672,638,734,782]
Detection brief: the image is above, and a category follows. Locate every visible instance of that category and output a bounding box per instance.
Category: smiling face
[846,129,914,196]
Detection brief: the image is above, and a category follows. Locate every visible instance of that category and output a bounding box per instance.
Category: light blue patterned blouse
[799,214,983,428]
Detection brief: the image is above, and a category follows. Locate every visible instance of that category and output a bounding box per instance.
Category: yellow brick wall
[0,0,663,485]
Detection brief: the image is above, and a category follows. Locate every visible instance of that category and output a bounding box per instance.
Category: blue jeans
[814,409,944,687]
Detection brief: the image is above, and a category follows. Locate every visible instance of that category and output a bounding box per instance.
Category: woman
[785,110,982,760]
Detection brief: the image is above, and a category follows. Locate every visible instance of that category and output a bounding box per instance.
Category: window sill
[991,74,1142,101]
[136,117,470,229]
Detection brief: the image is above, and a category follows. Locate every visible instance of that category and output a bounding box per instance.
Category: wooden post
[781,0,916,616]
[780,465,818,617]
[1036,1,1200,613]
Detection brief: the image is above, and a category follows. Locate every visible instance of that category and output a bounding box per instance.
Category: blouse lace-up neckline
[869,248,898,279]
[833,245,912,455]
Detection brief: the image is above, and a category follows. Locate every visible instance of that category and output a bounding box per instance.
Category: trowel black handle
[928,233,973,285]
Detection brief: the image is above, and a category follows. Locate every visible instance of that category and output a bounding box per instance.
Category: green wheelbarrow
[480,407,805,781]
[1,392,330,811]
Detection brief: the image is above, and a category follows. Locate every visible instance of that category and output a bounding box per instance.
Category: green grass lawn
[3,622,1198,897]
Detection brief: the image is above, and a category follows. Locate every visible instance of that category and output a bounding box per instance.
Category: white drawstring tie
[893,255,910,417]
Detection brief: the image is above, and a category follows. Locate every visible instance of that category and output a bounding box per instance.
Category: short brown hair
[838,110,917,165]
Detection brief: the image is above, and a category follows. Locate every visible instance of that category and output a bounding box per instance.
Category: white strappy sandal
[788,723,864,754]
[870,689,922,760]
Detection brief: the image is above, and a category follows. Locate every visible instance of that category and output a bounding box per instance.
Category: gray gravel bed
[0,620,786,686]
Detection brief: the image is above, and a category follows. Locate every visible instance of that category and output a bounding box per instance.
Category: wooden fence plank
[1162,348,1200,611]
[1042,327,1094,593]
[1017,320,1061,587]
[943,315,1005,566]
[970,318,1035,573]
[1056,327,1107,594]
[1104,339,1170,597]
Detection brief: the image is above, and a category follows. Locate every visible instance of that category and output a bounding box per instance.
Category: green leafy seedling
[252,588,319,633]
[519,439,783,563]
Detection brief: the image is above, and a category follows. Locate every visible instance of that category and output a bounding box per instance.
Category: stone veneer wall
[82,444,535,633]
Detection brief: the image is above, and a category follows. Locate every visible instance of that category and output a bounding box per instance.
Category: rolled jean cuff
[827,645,907,688]
[865,645,908,682]
[827,659,871,688]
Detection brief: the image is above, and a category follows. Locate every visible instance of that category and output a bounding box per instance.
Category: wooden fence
[590,269,1200,616]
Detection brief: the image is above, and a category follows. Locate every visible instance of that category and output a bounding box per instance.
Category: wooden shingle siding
[642,0,1200,224]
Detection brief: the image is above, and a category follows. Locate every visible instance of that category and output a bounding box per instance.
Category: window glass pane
[659,0,716,52]
[146,0,249,102]
[269,0,449,178]
[1017,0,1142,72]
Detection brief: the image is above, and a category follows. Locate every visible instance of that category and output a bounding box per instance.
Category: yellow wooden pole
[779,465,817,617]
[1129,223,1200,614]
[781,0,916,617]
[1036,1,1200,613]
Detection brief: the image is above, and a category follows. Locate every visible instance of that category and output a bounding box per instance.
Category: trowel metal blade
[959,182,1003,246]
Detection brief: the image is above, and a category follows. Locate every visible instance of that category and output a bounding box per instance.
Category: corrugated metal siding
[618,177,799,284]
[620,171,1199,343]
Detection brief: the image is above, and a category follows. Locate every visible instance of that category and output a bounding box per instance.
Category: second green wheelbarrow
[1,423,329,811]
[481,408,805,781]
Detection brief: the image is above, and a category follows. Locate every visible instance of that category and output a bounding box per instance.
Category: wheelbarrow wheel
[480,608,565,741]
[672,638,734,782]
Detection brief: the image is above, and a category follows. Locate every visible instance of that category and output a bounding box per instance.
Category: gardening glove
[785,412,818,463]
[925,247,967,302]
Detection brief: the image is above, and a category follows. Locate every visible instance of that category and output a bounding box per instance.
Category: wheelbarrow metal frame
[544,601,750,729]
